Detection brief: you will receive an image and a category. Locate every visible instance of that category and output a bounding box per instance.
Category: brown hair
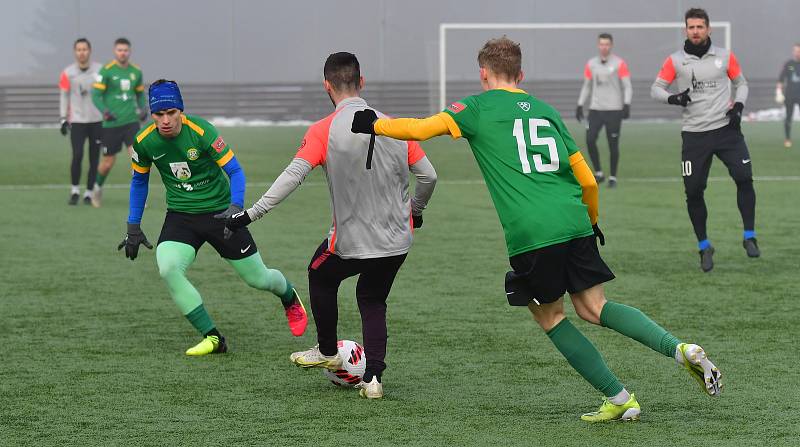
[324,52,361,92]
[477,36,522,81]
[685,7,709,26]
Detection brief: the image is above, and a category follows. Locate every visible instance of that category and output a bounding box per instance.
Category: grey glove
[213,204,244,240]
[117,223,153,260]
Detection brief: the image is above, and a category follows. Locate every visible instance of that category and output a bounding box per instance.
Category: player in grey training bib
[58,38,103,205]
[651,7,759,272]
[576,33,632,188]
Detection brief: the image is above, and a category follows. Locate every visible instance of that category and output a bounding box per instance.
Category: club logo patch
[212,136,226,153]
[169,161,192,180]
[448,102,466,113]
[714,58,723,69]
[130,73,137,81]
[186,147,199,160]
[517,101,531,112]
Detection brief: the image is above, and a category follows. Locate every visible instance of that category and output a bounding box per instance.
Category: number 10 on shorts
[681,160,692,177]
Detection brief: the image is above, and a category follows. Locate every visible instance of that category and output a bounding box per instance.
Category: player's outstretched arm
[409,155,437,228]
[118,169,153,260]
[352,110,454,141]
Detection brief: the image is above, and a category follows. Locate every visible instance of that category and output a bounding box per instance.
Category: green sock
[157,241,213,334]
[228,252,293,304]
[546,318,624,397]
[96,173,106,187]
[600,301,681,358]
[186,305,216,336]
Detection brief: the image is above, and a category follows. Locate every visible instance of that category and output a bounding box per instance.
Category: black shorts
[587,109,623,137]
[157,209,258,260]
[505,235,615,306]
[680,125,752,192]
[102,122,139,156]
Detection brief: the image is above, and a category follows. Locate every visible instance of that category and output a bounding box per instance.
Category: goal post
[438,22,732,111]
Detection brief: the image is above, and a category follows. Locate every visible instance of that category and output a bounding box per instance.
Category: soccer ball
[322,340,366,387]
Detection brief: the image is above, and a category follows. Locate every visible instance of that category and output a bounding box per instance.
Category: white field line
[2,176,800,191]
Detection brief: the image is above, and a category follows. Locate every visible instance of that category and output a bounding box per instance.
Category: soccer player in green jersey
[352,37,721,422]
[90,37,148,207]
[118,80,308,356]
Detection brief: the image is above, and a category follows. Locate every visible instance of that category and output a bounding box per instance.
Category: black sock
[362,372,381,383]
[204,328,221,338]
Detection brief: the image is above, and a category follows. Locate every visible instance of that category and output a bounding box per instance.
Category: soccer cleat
[743,238,760,258]
[699,246,714,272]
[357,377,384,399]
[607,176,617,188]
[580,394,641,422]
[594,171,605,183]
[90,186,102,208]
[785,140,792,148]
[185,335,227,356]
[677,343,721,396]
[290,344,343,370]
[83,195,92,205]
[284,289,308,337]
[68,193,79,205]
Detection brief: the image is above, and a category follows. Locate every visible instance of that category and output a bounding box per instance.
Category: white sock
[609,176,617,181]
[83,190,92,197]
[609,388,631,405]
[675,343,699,365]
[595,171,604,177]
[71,185,80,195]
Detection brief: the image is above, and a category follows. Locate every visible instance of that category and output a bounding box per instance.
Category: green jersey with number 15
[443,88,593,257]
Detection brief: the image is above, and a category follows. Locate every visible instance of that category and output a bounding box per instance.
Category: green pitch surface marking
[2,122,799,446]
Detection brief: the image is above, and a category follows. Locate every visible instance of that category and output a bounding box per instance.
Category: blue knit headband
[149,81,184,113]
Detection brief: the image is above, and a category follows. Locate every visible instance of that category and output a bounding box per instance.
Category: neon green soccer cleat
[580,394,641,423]
[677,343,721,396]
[185,335,227,356]
[289,344,343,370]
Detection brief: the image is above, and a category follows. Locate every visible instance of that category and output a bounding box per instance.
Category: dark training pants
[785,97,800,140]
[69,122,102,189]
[307,240,407,381]
[681,125,756,242]
[586,110,623,177]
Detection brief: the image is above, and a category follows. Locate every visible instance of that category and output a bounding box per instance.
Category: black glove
[117,223,153,260]
[138,110,149,121]
[667,88,692,107]
[622,104,630,120]
[412,214,423,229]
[213,204,246,240]
[59,118,70,136]
[726,102,744,131]
[575,106,584,123]
[352,109,378,134]
[103,110,117,122]
[592,224,605,246]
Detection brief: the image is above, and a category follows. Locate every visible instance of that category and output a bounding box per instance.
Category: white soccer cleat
[289,344,343,370]
[676,343,722,396]
[356,377,383,399]
[90,186,103,208]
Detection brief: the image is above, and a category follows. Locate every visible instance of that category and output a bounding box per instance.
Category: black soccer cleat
[743,238,760,258]
[594,172,605,183]
[699,246,714,272]
[607,177,617,188]
[83,195,92,205]
[68,193,79,205]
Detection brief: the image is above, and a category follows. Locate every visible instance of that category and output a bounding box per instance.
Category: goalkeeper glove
[726,102,744,131]
[117,223,153,261]
[592,224,605,246]
[776,86,785,105]
[667,88,692,107]
[622,104,630,120]
[575,106,584,123]
[352,109,378,134]
[213,204,247,240]
[59,118,70,136]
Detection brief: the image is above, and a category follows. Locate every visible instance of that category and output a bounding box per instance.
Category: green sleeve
[442,95,480,139]
[197,118,232,162]
[92,68,108,113]
[131,140,152,169]
[135,69,147,110]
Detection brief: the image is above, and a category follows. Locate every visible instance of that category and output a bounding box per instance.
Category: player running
[220,52,437,399]
[90,38,148,207]
[651,8,759,272]
[350,37,720,421]
[777,43,800,148]
[59,37,103,205]
[576,33,632,188]
[118,80,308,356]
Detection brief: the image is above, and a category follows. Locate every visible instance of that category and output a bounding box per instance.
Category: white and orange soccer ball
[322,340,366,387]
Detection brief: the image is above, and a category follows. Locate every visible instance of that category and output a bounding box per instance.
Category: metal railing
[0,80,778,125]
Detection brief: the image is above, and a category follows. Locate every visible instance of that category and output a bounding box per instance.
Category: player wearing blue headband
[118,79,309,356]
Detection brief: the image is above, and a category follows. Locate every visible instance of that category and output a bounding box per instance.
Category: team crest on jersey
[517,101,531,112]
[130,73,137,81]
[186,147,199,160]
[212,136,226,153]
[714,58,723,69]
[448,102,466,113]
[169,162,192,180]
